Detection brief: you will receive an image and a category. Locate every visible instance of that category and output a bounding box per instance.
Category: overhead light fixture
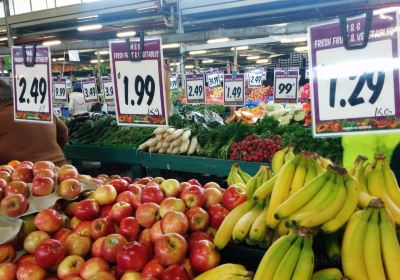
[95,50,109,55]
[268,53,284,58]
[247,56,260,60]
[280,36,307,43]
[256,59,270,64]
[52,58,57,62]
[77,24,103,32]
[0,37,8,41]
[42,40,61,46]
[231,46,249,51]
[0,29,6,33]
[207,37,230,44]
[90,59,105,64]
[77,15,99,20]
[3,70,8,74]
[162,43,180,49]
[116,31,136,38]
[170,62,180,66]
[185,65,194,69]
[57,58,65,61]
[189,50,207,55]
[294,46,308,52]
[202,59,214,64]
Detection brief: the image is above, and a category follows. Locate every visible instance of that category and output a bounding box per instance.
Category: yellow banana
[274,171,331,220]
[272,236,303,280]
[382,158,400,206]
[358,190,382,209]
[288,158,308,197]
[317,156,332,169]
[276,219,289,236]
[364,209,385,280]
[342,208,372,280]
[271,146,289,175]
[304,158,318,184]
[227,164,245,186]
[214,200,255,250]
[194,263,249,280]
[312,268,343,280]
[219,276,252,280]
[259,230,272,249]
[245,236,258,246]
[252,175,277,203]
[284,145,295,163]
[253,233,297,280]
[249,203,269,243]
[353,155,369,192]
[320,174,359,233]
[247,166,269,197]
[238,167,251,184]
[267,157,300,229]
[292,236,314,280]
[232,204,263,243]
[379,208,400,280]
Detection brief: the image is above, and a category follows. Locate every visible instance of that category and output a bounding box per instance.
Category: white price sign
[110,38,168,126]
[101,77,114,101]
[309,10,400,136]
[82,78,98,103]
[185,73,205,104]
[274,68,299,103]
[53,79,67,102]
[248,71,263,87]
[223,74,245,106]
[206,69,220,88]
[12,46,52,123]
[170,75,177,90]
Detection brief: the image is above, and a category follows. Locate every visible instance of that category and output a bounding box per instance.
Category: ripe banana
[219,276,252,280]
[238,167,251,184]
[249,203,269,243]
[288,158,308,197]
[227,164,245,187]
[276,219,289,236]
[312,268,343,280]
[272,236,303,280]
[252,175,277,203]
[284,145,295,163]
[194,263,249,280]
[259,230,273,249]
[247,165,269,197]
[214,200,255,250]
[364,209,385,280]
[342,208,372,280]
[304,158,318,184]
[292,236,314,280]
[271,146,289,175]
[382,158,400,206]
[232,204,263,243]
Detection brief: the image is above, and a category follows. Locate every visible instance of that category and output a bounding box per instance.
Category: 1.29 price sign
[110,38,167,126]
[309,10,400,137]
[223,74,245,106]
[53,78,67,102]
[274,68,299,103]
[12,46,52,123]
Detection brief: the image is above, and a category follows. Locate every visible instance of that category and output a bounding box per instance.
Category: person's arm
[55,116,68,148]
[68,94,74,115]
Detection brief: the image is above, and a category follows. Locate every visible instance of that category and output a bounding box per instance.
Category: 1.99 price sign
[82,77,98,103]
[101,76,114,102]
[53,78,67,102]
[309,10,400,137]
[12,46,52,123]
[110,38,167,126]
[185,73,205,104]
[223,74,245,106]
[274,68,299,103]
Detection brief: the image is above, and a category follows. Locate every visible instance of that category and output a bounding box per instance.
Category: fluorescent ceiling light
[117,31,136,38]
[0,29,6,33]
[52,58,57,62]
[57,58,65,61]
[3,70,8,74]
[247,56,260,60]
[162,43,180,49]
[231,46,249,51]
[256,59,269,64]
[95,50,109,55]
[170,62,180,66]
[185,65,194,69]
[207,37,230,44]
[0,37,8,41]
[268,53,284,58]
[77,15,98,20]
[202,59,214,64]
[189,50,207,55]
[375,7,400,15]
[294,46,308,52]
[280,36,307,43]
[77,24,103,32]
[90,59,105,63]
[42,40,61,46]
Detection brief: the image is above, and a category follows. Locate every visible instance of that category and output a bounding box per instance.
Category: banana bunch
[246,165,272,197]
[312,268,343,280]
[342,208,400,280]
[271,145,295,174]
[194,263,253,280]
[227,163,251,187]
[254,233,314,280]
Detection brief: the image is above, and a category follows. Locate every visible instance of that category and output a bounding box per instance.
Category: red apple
[204,182,225,193]
[142,259,165,279]
[16,262,46,280]
[0,193,28,217]
[180,185,205,208]
[79,257,109,280]
[4,181,30,198]
[110,202,132,223]
[160,179,182,197]
[34,239,65,268]
[11,167,33,183]
[186,207,209,231]
[0,171,11,182]
[31,177,54,196]
[70,217,82,230]
[24,231,50,254]
[65,202,79,217]
[58,168,79,183]
[117,241,148,271]
[116,191,135,207]
[15,254,37,266]
[207,204,229,229]
[33,169,55,180]
[0,178,7,188]
[93,185,117,206]
[91,237,104,257]
[138,228,154,259]
[150,220,164,242]
[122,176,132,184]
[141,185,165,204]
[222,185,248,210]
[53,228,72,245]
[34,209,62,234]
[120,271,141,280]
[74,199,100,221]
[101,234,127,263]
[64,233,91,257]
[204,188,223,208]
[90,217,115,240]
[107,179,129,193]
[161,264,190,280]
[57,179,81,199]
[128,184,142,195]
[100,205,113,218]
[137,177,152,185]
[161,211,189,235]
[183,258,195,279]
[117,217,140,241]
[159,197,186,217]
[189,240,220,273]
[63,276,84,280]
[33,161,54,174]
[188,231,212,249]
[74,221,92,237]
[87,271,115,280]
[97,174,109,180]
[57,255,85,279]
[154,233,188,266]
[0,243,16,263]
[135,202,160,228]
[0,262,17,280]
[187,179,201,187]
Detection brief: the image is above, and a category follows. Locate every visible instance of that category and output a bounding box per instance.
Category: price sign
[223,74,245,106]
[53,78,67,102]
[185,73,205,104]
[248,69,263,88]
[305,68,310,79]
[101,76,114,101]
[81,77,98,103]
[274,68,299,103]
[170,74,177,90]
[309,10,400,137]
[206,69,220,88]
[12,46,52,123]
[110,38,168,126]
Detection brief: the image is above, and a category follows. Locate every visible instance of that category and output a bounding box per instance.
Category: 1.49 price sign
[309,10,400,137]
[53,78,67,102]
[12,46,52,123]
[274,68,299,103]
[223,74,245,106]
[110,38,167,126]
[185,73,205,104]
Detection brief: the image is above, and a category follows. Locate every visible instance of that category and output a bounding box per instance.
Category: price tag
[305,68,310,79]
[309,10,400,137]
[223,74,245,106]
[185,73,205,104]
[110,38,168,126]
[205,69,220,88]
[53,78,67,102]
[101,76,114,101]
[170,74,177,90]
[82,77,98,103]
[248,69,263,88]
[12,46,52,123]
[274,68,299,103]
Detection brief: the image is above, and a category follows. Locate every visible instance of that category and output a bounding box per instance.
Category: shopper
[68,81,91,116]
[0,79,68,166]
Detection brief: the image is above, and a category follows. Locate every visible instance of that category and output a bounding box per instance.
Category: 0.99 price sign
[223,74,245,106]
[53,78,67,102]
[274,68,299,103]
[101,76,114,102]
[185,73,205,104]
[110,38,167,126]
[82,77,98,103]
[309,10,400,137]
[12,46,52,123]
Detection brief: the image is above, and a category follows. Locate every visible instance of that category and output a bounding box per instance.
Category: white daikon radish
[172,129,184,138]
[158,147,167,153]
[188,136,198,155]
[138,142,148,151]
[149,147,156,153]
[170,138,182,148]
[153,127,167,135]
[146,138,158,148]
[156,134,163,141]
[166,127,175,134]
[155,140,163,150]
[196,143,201,154]
[162,141,170,148]
[181,129,191,142]
[166,146,173,154]
[171,147,180,154]
[180,140,190,154]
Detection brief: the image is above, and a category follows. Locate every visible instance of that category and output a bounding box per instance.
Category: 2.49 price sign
[185,73,205,104]
[12,46,52,123]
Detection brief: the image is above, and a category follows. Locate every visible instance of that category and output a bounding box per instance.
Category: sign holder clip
[339,10,373,50]
[22,44,37,67]
[126,31,145,62]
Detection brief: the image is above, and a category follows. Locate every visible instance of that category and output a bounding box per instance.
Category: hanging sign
[274,68,299,103]
[110,37,168,126]
[223,74,245,106]
[53,78,67,102]
[101,76,114,102]
[12,46,52,123]
[185,73,205,104]
[205,68,220,88]
[309,10,400,137]
[248,68,263,88]
[170,74,177,90]
[82,77,98,103]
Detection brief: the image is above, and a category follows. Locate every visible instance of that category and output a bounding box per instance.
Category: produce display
[245,86,273,102]
[265,103,306,125]
[205,86,223,105]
